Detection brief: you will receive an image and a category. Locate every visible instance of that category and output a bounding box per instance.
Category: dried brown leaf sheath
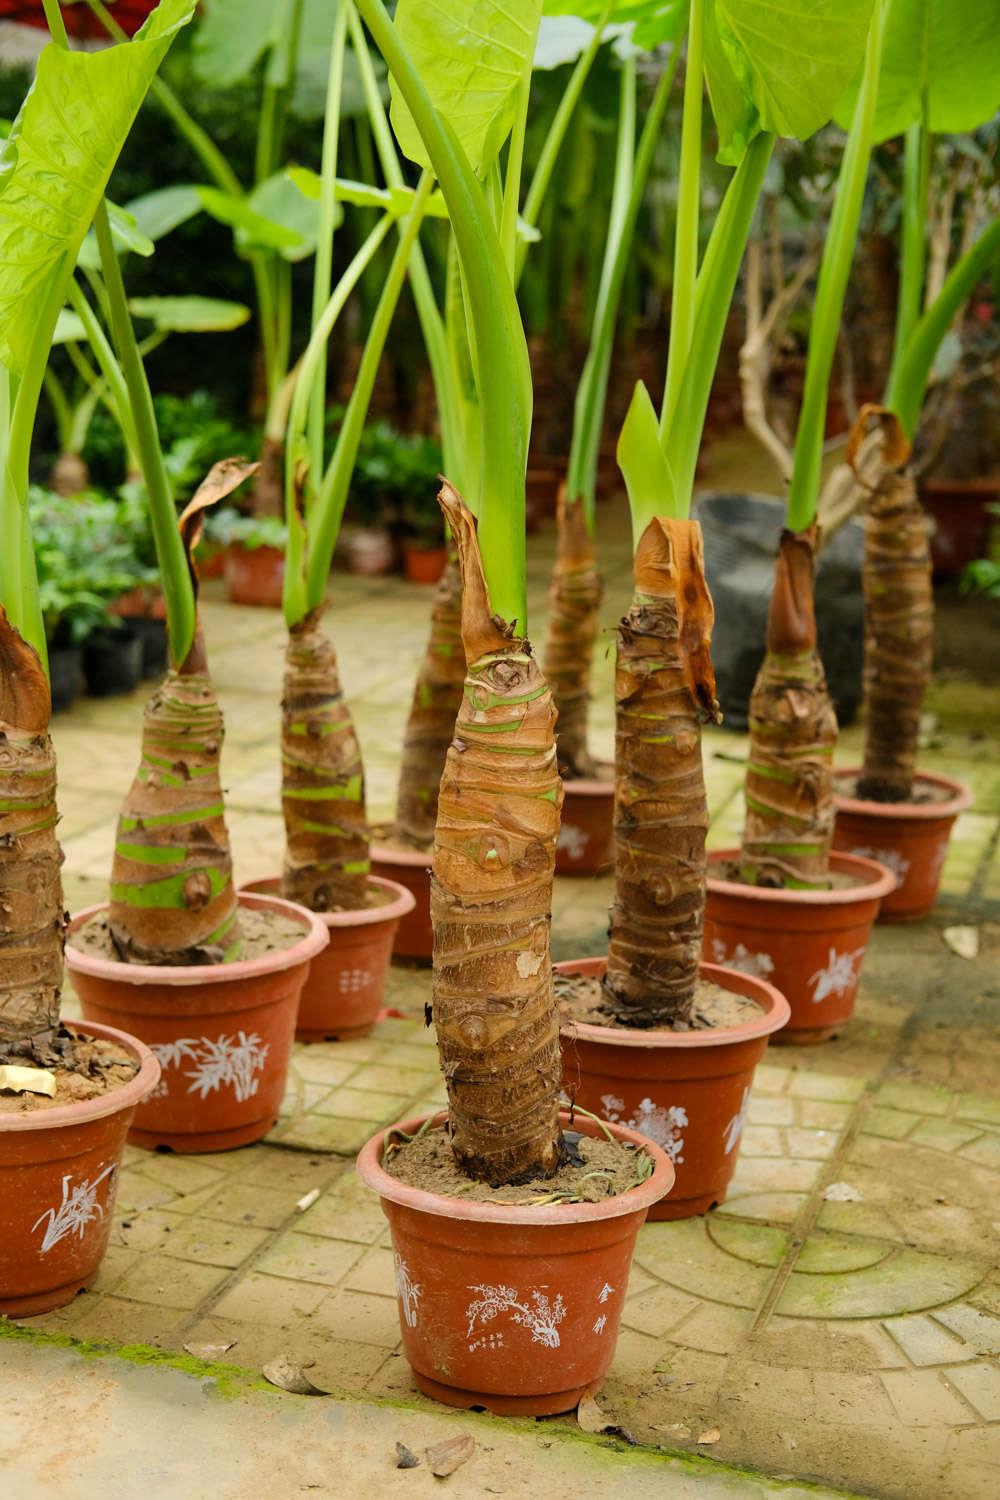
[604,519,720,1029]
[431,483,564,1185]
[392,554,466,850]
[0,609,63,1045]
[741,525,837,888]
[858,472,932,802]
[542,487,603,779]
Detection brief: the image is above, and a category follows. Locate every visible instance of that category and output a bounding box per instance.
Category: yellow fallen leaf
[697,1428,721,1445]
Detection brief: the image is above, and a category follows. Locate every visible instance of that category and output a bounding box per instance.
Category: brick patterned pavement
[16,481,1000,1500]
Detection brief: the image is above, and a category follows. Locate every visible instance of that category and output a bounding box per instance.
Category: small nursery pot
[704,850,895,1045]
[83,626,143,697]
[357,1109,673,1416]
[369,844,433,962]
[65,893,328,1152]
[342,527,395,576]
[833,770,972,923]
[557,958,789,1219]
[117,615,168,680]
[555,776,615,876]
[402,544,448,585]
[224,544,285,608]
[242,876,416,1040]
[48,643,82,713]
[0,1020,160,1317]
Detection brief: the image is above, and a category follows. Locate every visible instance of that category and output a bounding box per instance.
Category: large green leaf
[835,0,1000,142]
[288,166,449,218]
[199,174,324,260]
[192,0,284,87]
[126,183,205,242]
[0,0,197,374]
[77,200,156,269]
[706,0,875,164]
[542,1,686,48]
[128,295,251,332]
[390,0,545,174]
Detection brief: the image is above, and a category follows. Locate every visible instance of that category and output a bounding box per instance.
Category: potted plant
[0,0,203,1317]
[398,433,447,583]
[209,507,289,607]
[552,0,876,1211]
[703,0,903,1042]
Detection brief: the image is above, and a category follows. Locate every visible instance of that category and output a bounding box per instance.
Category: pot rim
[64,892,329,987]
[369,840,432,873]
[706,848,897,905]
[357,1108,674,1226]
[833,768,972,822]
[0,1018,160,1134]
[556,958,790,1049]
[560,775,614,798]
[241,873,416,928]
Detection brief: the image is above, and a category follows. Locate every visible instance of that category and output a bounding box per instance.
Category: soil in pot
[703,849,895,1045]
[83,626,143,698]
[556,959,789,1219]
[832,769,972,922]
[241,875,416,1040]
[0,1020,160,1317]
[48,644,81,713]
[358,1109,673,1416]
[368,836,433,963]
[224,544,285,608]
[555,765,615,877]
[64,893,328,1153]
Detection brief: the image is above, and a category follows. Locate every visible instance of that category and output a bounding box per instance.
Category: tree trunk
[541,486,603,779]
[857,471,932,802]
[109,630,242,964]
[280,607,369,912]
[0,611,64,1050]
[391,554,465,850]
[249,434,284,518]
[432,484,564,1186]
[740,526,837,889]
[604,519,720,1029]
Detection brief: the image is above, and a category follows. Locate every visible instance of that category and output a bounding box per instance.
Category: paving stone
[727,1155,822,1193]
[796,1234,893,1275]
[63,1294,183,1346]
[159,1218,270,1269]
[943,1362,1000,1422]
[796,1099,853,1130]
[740,1124,785,1157]
[877,1081,954,1117]
[777,1247,985,1320]
[342,1245,396,1298]
[933,1304,1000,1355]
[786,1127,839,1160]
[208,1271,330,1325]
[271,1114,374,1154]
[880,1369,977,1427]
[195,1181,305,1230]
[621,1284,702,1338]
[882,1314,976,1367]
[667,1302,756,1355]
[719,1191,808,1225]
[290,1052,371,1087]
[112,1254,230,1310]
[751,1063,793,1094]
[746,1095,796,1126]
[635,1220,775,1309]
[812,1371,897,1426]
[295,1186,387,1245]
[254,1230,364,1286]
[315,1085,414,1124]
[723,1361,816,1419]
[955,1094,1000,1128]
[707,1218,789,1268]
[788,1073,866,1103]
[909,1119,985,1153]
[958,1134,1000,1169]
[862,1107,922,1141]
[314,1289,404,1348]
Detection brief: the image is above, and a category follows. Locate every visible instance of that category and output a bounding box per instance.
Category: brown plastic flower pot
[241,875,415,1040]
[704,850,895,1046]
[403,544,448,585]
[356,1109,673,1416]
[369,844,433,962]
[832,769,972,923]
[556,958,789,1219]
[554,777,615,876]
[65,893,328,1152]
[0,1020,160,1317]
[224,544,285,608]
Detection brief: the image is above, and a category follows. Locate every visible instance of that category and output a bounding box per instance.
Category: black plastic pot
[83,626,143,698]
[48,644,82,713]
[120,615,168,679]
[695,492,864,731]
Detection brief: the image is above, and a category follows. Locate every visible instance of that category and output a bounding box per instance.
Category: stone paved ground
[11,445,1000,1500]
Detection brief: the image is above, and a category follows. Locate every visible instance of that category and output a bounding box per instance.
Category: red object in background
[0,2,156,40]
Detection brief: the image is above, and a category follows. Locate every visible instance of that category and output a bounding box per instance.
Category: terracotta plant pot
[357,1109,674,1416]
[832,769,972,923]
[224,544,285,608]
[369,843,433,962]
[555,776,614,876]
[241,876,415,1040]
[704,850,895,1045]
[557,958,789,1219]
[342,527,395,576]
[402,544,448,585]
[920,476,1000,577]
[0,1021,160,1317]
[65,893,328,1152]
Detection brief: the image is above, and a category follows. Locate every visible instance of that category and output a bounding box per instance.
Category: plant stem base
[412,1371,601,1417]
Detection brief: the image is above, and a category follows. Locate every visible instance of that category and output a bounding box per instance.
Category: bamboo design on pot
[857,470,932,803]
[280,606,369,913]
[0,609,63,1048]
[392,553,466,849]
[604,519,720,1029]
[741,525,837,889]
[542,487,604,780]
[432,484,564,1185]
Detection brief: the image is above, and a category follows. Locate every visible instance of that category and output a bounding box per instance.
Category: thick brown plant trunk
[740,526,837,889]
[52,451,89,497]
[541,487,603,779]
[249,435,284,518]
[604,520,720,1029]
[0,611,64,1050]
[857,471,932,802]
[280,607,369,912]
[391,554,465,849]
[432,483,564,1186]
